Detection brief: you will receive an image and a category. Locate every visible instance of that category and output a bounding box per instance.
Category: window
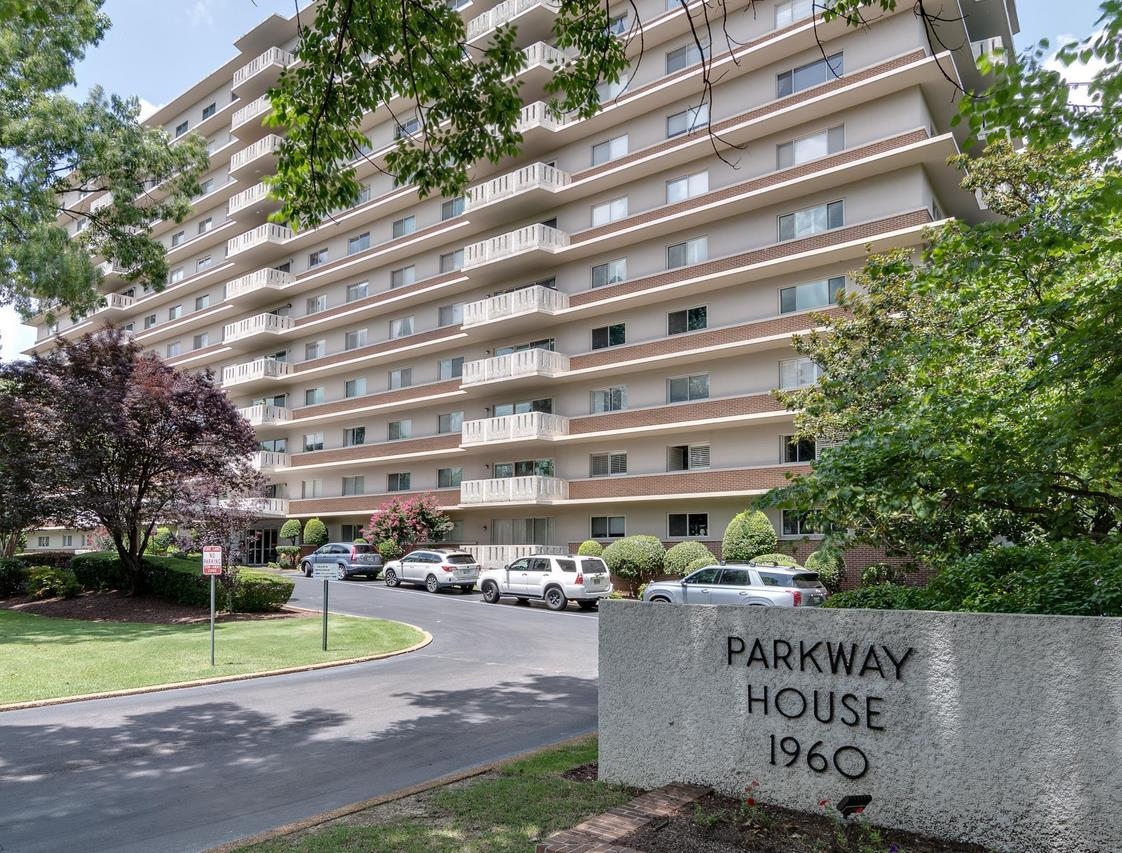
[591,134,628,165]
[779,357,822,389]
[438,357,464,380]
[193,332,209,349]
[494,398,552,417]
[783,435,817,462]
[303,432,325,452]
[168,268,184,284]
[38,535,50,548]
[782,509,819,536]
[342,476,366,496]
[668,443,710,471]
[441,197,465,220]
[438,411,464,433]
[668,513,708,537]
[392,216,416,238]
[345,281,368,302]
[495,338,554,356]
[198,178,213,196]
[591,386,627,413]
[391,265,416,288]
[667,103,708,137]
[440,249,464,272]
[780,276,845,313]
[308,248,328,268]
[607,13,628,34]
[347,232,370,254]
[668,306,707,334]
[304,387,325,405]
[168,304,182,320]
[667,236,708,269]
[306,294,327,314]
[195,294,210,311]
[201,102,216,120]
[305,340,325,360]
[171,230,185,247]
[592,323,626,350]
[438,467,463,488]
[778,200,844,240]
[388,472,411,491]
[260,437,287,453]
[591,516,626,538]
[196,256,212,271]
[591,197,628,226]
[395,114,421,138]
[591,258,627,288]
[197,217,213,235]
[438,303,463,327]
[301,479,323,499]
[166,342,181,358]
[143,314,157,330]
[597,78,628,102]
[388,419,412,440]
[666,171,709,204]
[389,368,412,389]
[62,534,73,548]
[356,183,373,204]
[668,373,709,402]
[389,317,413,339]
[775,0,814,27]
[271,350,289,363]
[344,426,366,446]
[345,329,368,350]
[344,377,366,398]
[590,452,627,477]
[494,459,554,478]
[778,52,843,97]
[777,125,844,169]
[175,120,189,137]
[341,524,362,542]
[666,43,705,74]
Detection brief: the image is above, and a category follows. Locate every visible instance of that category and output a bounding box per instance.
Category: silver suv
[642,562,828,606]
[383,549,481,593]
[478,554,613,611]
[300,542,383,580]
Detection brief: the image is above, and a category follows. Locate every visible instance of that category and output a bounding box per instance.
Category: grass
[241,736,634,853]
[0,610,424,704]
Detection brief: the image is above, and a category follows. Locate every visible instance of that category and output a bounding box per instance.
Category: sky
[0,0,1107,358]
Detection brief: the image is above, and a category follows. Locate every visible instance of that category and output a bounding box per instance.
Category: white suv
[479,554,613,611]
[383,549,481,593]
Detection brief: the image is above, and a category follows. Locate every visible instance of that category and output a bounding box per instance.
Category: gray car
[643,562,829,606]
[300,542,384,580]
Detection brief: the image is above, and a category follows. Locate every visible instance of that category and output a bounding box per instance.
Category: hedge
[25,566,82,600]
[663,541,715,576]
[804,550,846,592]
[71,552,131,591]
[684,555,719,573]
[15,550,74,569]
[602,535,665,583]
[577,540,603,557]
[750,552,799,567]
[145,558,294,612]
[0,557,29,598]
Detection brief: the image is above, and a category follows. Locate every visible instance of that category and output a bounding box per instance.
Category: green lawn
[0,611,424,704]
[241,737,634,853]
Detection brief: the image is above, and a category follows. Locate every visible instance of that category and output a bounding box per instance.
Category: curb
[0,620,432,713]
[204,732,598,853]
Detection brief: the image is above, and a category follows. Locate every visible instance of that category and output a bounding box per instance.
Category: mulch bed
[561,761,601,783]
[0,590,306,625]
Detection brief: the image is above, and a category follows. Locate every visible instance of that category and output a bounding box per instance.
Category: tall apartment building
[26,0,1018,566]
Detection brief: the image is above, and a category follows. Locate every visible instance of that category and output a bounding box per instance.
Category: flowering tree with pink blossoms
[363,493,453,555]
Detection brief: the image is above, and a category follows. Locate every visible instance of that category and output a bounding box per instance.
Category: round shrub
[861,562,906,586]
[0,557,29,598]
[601,535,666,586]
[823,583,918,610]
[804,550,846,592]
[750,552,799,567]
[721,509,777,562]
[577,540,603,557]
[275,545,301,570]
[685,555,718,573]
[228,571,294,612]
[303,517,329,548]
[663,541,715,576]
[25,566,82,600]
[280,518,302,544]
[377,539,403,561]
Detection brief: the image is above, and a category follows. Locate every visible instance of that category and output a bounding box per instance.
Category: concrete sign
[597,602,1122,853]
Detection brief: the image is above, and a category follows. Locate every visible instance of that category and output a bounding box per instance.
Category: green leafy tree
[601,535,665,591]
[303,518,329,548]
[722,510,777,562]
[0,1,207,319]
[280,518,302,545]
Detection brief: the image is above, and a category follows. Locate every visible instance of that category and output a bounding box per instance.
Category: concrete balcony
[459,475,569,505]
[96,292,135,317]
[229,135,283,179]
[519,42,569,99]
[461,348,570,388]
[232,47,295,98]
[461,544,567,569]
[231,94,274,141]
[221,356,292,391]
[218,496,289,517]
[467,0,559,42]
[515,100,570,135]
[462,223,569,280]
[251,450,291,472]
[461,411,569,447]
[237,404,293,426]
[465,163,571,219]
[462,285,569,331]
[225,223,293,263]
[223,312,294,346]
[227,182,279,222]
[224,267,293,306]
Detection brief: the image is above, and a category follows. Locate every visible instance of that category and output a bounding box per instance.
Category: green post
[322,578,329,651]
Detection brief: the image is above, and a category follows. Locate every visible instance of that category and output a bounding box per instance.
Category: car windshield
[580,558,607,573]
[444,554,476,564]
[758,571,821,588]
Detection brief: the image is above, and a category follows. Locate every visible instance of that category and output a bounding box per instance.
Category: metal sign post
[202,546,223,666]
[310,564,341,651]
[322,578,329,651]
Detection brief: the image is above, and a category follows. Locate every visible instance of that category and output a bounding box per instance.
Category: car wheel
[301,562,312,578]
[425,574,440,594]
[544,587,567,611]
[577,600,597,611]
[338,564,349,580]
[481,581,500,604]
[384,568,399,588]
[649,596,670,603]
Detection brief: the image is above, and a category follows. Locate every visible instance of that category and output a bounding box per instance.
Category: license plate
[456,569,478,578]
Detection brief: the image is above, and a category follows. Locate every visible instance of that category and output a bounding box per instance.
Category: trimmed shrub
[860,562,906,586]
[804,550,846,592]
[145,558,294,612]
[146,558,210,607]
[275,545,302,570]
[721,510,777,562]
[25,566,82,600]
[280,518,302,544]
[685,555,718,573]
[71,552,132,591]
[750,552,799,567]
[0,557,29,598]
[577,540,603,557]
[377,539,403,561]
[823,583,919,610]
[663,541,715,576]
[602,535,666,587]
[15,551,74,569]
[303,517,329,548]
[227,570,294,612]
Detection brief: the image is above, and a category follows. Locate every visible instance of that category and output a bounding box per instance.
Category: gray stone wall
[598,601,1122,853]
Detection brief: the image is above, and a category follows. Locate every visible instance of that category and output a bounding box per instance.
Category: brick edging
[537,783,709,853]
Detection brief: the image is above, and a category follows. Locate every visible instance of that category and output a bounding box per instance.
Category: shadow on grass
[0,610,185,644]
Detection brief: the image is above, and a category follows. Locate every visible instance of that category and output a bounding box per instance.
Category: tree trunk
[0,530,21,559]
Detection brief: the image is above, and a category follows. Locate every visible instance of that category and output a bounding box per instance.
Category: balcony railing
[222,356,291,387]
[462,285,569,327]
[462,223,569,269]
[224,267,293,300]
[237,404,292,426]
[461,544,567,569]
[233,47,295,89]
[515,100,570,134]
[230,135,283,172]
[465,162,571,210]
[226,223,293,257]
[460,475,569,505]
[462,348,570,386]
[227,182,274,216]
[461,411,569,446]
[251,450,291,471]
[521,41,568,70]
[466,0,558,40]
[89,193,113,212]
[218,496,289,516]
[231,94,272,130]
[98,293,135,313]
[223,312,293,343]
